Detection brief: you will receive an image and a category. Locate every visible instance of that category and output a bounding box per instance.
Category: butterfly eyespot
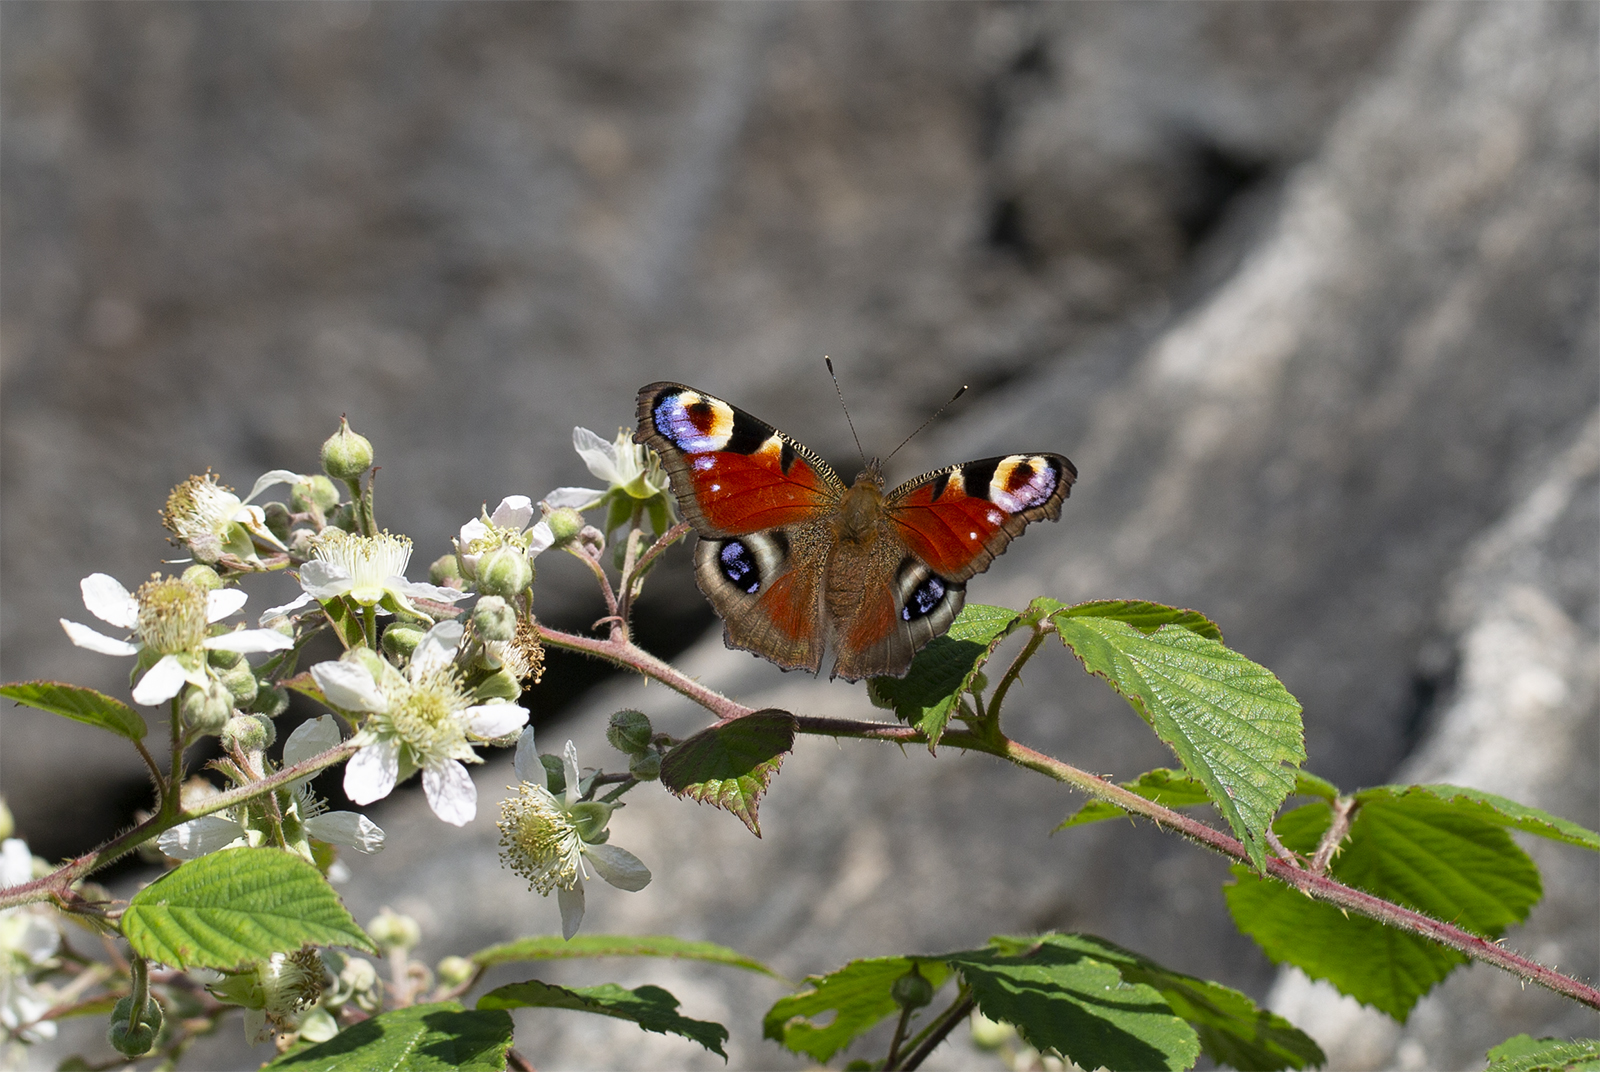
[718,540,761,594]
[902,574,948,621]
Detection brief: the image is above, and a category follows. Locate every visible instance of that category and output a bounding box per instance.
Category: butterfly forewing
[635,382,844,538]
[886,454,1075,581]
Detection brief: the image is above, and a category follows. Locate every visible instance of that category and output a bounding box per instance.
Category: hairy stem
[536,624,753,722]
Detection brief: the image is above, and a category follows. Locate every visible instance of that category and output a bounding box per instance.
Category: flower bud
[326,503,358,533]
[577,525,605,556]
[436,956,475,988]
[187,530,225,565]
[297,1006,339,1044]
[221,714,270,754]
[606,710,653,756]
[181,564,223,592]
[207,645,243,669]
[0,797,13,841]
[545,506,585,545]
[891,966,935,1010]
[381,624,425,660]
[321,417,374,481]
[429,554,464,587]
[628,750,662,781]
[181,681,234,736]
[474,669,521,702]
[346,647,388,681]
[292,475,341,514]
[108,995,163,1057]
[219,660,259,707]
[471,596,517,642]
[368,907,421,951]
[475,547,533,600]
[250,685,290,719]
[263,501,293,542]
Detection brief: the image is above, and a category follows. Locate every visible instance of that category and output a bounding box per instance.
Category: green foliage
[1293,770,1340,801]
[1056,768,1212,830]
[1041,933,1324,1071]
[1368,784,1600,852]
[1485,1035,1600,1072]
[949,935,1198,1072]
[1053,616,1305,869]
[0,681,147,741]
[659,709,796,836]
[1055,599,1224,641]
[122,848,375,970]
[263,1003,514,1071]
[1226,794,1542,1020]
[869,602,1024,748]
[469,933,780,977]
[479,980,729,1058]
[763,956,952,1063]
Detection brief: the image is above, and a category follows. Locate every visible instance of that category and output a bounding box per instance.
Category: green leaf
[280,672,327,707]
[0,681,147,741]
[1055,768,1213,831]
[479,980,729,1058]
[1053,617,1305,869]
[1486,1035,1600,1072]
[1055,600,1224,641]
[1041,933,1324,1071]
[1226,795,1542,1020]
[469,933,780,977]
[123,848,376,970]
[1363,784,1600,852]
[950,935,1198,1072]
[660,710,795,836]
[263,1002,513,1071]
[867,603,1023,749]
[763,956,952,1063]
[1294,770,1340,801]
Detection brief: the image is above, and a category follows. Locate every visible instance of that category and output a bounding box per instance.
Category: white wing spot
[693,456,714,471]
[986,509,1004,525]
[968,531,978,541]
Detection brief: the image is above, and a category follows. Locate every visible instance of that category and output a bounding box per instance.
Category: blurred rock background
[2,2,1594,1069]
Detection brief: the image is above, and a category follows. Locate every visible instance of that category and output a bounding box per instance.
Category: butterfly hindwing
[695,523,830,673]
[886,453,1075,581]
[635,382,844,538]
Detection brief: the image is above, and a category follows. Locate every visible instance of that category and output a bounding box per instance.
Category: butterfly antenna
[825,357,869,469]
[884,383,968,463]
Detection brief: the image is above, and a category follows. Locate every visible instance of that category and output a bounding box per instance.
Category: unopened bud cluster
[606,709,662,781]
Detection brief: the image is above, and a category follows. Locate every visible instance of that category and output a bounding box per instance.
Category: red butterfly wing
[635,382,844,537]
[887,454,1075,582]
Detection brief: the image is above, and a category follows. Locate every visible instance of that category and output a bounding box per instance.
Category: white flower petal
[562,741,582,807]
[311,661,386,713]
[526,520,555,557]
[411,621,464,677]
[244,469,302,505]
[463,703,528,741]
[132,656,190,705]
[157,816,247,860]
[299,560,353,599]
[60,619,140,657]
[205,628,294,654]
[457,517,490,547]
[304,811,386,854]
[584,842,652,892]
[344,738,401,805]
[557,879,586,940]
[573,427,622,484]
[543,486,605,510]
[422,760,476,826]
[260,592,314,625]
[284,714,342,767]
[12,914,60,965]
[0,839,34,887]
[205,588,248,622]
[399,579,471,605]
[490,495,535,531]
[512,726,540,784]
[81,573,137,630]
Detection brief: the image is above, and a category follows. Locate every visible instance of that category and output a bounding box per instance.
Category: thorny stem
[536,624,753,722]
[882,1002,916,1070]
[0,740,360,913]
[985,628,1044,724]
[897,991,976,1071]
[617,521,689,623]
[782,715,1600,1012]
[1312,796,1359,874]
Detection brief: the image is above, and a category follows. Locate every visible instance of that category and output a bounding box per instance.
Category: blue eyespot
[902,575,946,620]
[719,540,760,594]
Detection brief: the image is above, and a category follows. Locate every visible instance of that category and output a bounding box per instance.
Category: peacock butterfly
[634,381,1075,681]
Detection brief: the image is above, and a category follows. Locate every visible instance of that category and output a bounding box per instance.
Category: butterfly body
[636,382,1074,681]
